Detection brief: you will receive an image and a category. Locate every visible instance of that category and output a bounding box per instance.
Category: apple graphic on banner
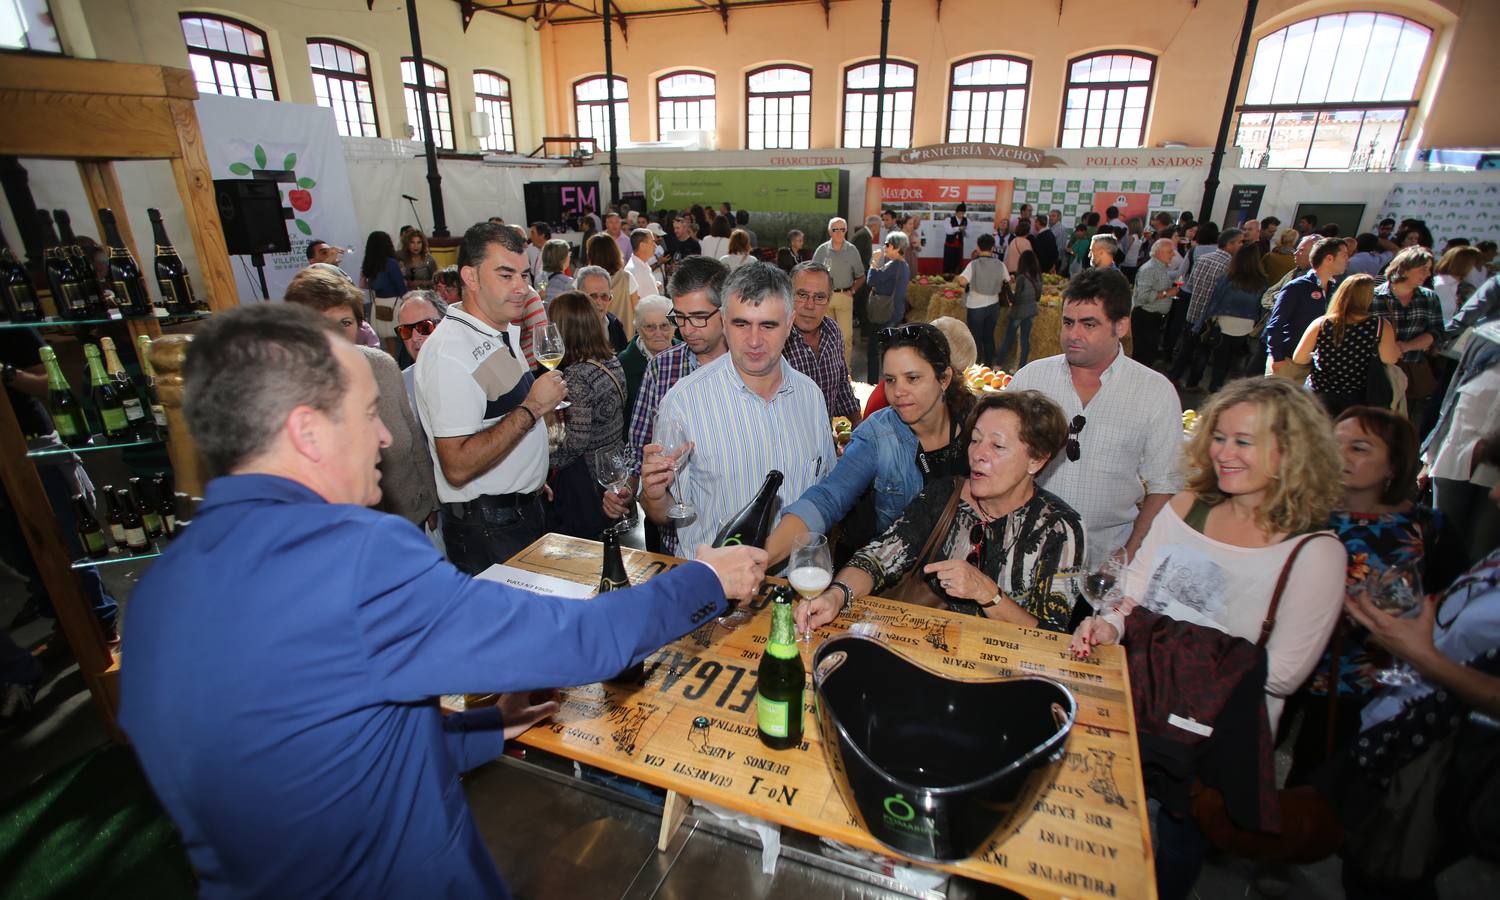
[289,189,312,212]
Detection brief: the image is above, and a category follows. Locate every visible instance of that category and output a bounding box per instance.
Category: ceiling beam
[459,0,476,32]
[821,0,830,28]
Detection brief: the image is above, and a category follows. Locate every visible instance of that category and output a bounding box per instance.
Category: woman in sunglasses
[795,390,1085,633]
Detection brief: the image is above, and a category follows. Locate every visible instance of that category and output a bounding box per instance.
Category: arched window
[657,71,716,138]
[307,40,378,137]
[1235,12,1432,169]
[842,61,915,149]
[473,71,516,153]
[574,76,630,151]
[746,66,811,150]
[947,55,1030,145]
[179,14,277,100]
[1059,51,1155,148]
[401,59,453,150]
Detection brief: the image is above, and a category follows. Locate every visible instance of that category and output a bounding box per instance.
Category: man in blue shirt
[119,305,766,898]
[1265,236,1348,378]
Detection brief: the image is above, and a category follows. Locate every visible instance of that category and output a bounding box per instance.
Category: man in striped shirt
[782,261,860,422]
[1167,227,1243,389]
[640,263,836,557]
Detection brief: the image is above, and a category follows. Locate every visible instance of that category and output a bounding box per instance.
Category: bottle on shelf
[153,471,178,537]
[116,487,149,552]
[39,345,90,446]
[711,470,784,548]
[598,528,644,684]
[755,584,805,751]
[97,208,156,317]
[129,476,164,538]
[147,208,196,315]
[1,230,42,323]
[136,335,168,430]
[73,493,108,560]
[53,210,106,317]
[100,484,126,546]
[38,211,89,320]
[100,337,152,439]
[84,343,130,441]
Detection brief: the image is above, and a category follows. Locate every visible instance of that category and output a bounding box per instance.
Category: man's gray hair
[574,265,611,291]
[1151,237,1177,255]
[723,261,794,317]
[789,260,833,288]
[1090,233,1120,253]
[394,289,447,321]
[865,215,880,228]
[1218,227,1243,249]
[636,293,672,320]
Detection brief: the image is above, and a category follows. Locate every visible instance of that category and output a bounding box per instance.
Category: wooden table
[504,534,1156,899]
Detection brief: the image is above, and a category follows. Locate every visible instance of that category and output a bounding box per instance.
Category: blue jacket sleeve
[347,515,727,699]
[1266,283,1299,361]
[783,418,883,533]
[376,257,408,297]
[891,261,909,312]
[441,705,508,772]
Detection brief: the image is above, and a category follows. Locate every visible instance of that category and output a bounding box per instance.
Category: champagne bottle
[100,337,150,438]
[130,476,163,538]
[74,494,108,560]
[117,487,149,551]
[84,343,129,440]
[101,484,126,546]
[97,208,156,317]
[39,211,89,320]
[153,471,178,537]
[148,208,196,314]
[755,585,805,750]
[1,231,41,322]
[598,528,644,684]
[711,470,784,548]
[136,335,168,429]
[53,210,105,316]
[39,346,89,446]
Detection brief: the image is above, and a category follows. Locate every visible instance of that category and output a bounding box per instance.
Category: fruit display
[1182,408,1201,436]
[832,416,854,447]
[913,275,949,286]
[963,364,1012,394]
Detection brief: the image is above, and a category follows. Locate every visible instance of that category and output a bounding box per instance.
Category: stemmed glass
[1365,562,1425,687]
[595,448,636,534]
[789,533,833,642]
[1081,551,1129,615]
[655,418,694,522]
[532,323,569,410]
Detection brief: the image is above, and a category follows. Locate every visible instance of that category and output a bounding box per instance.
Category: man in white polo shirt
[624,228,658,302]
[414,222,568,574]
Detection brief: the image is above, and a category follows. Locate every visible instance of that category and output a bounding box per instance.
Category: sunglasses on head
[878,323,951,366]
[395,318,441,340]
[1065,415,1087,462]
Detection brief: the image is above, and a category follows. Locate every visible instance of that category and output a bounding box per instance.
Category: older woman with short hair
[863,230,912,381]
[618,294,676,420]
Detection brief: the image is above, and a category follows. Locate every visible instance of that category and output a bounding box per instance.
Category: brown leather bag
[884,477,965,609]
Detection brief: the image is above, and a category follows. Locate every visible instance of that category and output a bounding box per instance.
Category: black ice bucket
[812,634,1077,862]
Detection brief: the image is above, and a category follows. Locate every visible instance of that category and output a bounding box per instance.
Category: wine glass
[1081,551,1129,614]
[595,448,636,533]
[655,418,694,522]
[532,322,570,410]
[789,533,833,642]
[1365,562,1425,687]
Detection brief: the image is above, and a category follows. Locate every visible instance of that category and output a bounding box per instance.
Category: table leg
[657,789,690,852]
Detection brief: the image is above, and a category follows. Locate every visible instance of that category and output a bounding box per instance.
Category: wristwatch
[830,580,853,615]
[978,591,1003,609]
[1,364,16,388]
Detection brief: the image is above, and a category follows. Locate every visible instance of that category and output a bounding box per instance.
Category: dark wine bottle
[129,476,163,538]
[99,337,151,439]
[97,208,156,317]
[153,471,178,537]
[711,470,784,548]
[136,335,168,429]
[84,343,129,441]
[39,346,89,446]
[147,208,196,314]
[755,585,805,750]
[598,528,644,684]
[117,487,149,552]
[74,494,108,560]
[1,231,41,322]
[53,210,105,316]
[100,485,126,546]
[38,211,89,320]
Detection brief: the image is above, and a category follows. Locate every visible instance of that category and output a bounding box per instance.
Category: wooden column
[166,97,237,311]
[147,335,206,497]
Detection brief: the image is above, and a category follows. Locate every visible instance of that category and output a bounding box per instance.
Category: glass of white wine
[789,532,833,642]
[532,322,569,409]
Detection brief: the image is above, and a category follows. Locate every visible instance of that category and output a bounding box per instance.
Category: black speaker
[214,179,291,256]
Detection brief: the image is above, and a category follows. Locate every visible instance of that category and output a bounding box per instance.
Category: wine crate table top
[504,533,1156,899]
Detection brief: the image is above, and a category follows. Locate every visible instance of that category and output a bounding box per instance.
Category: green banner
[646,168,842,215]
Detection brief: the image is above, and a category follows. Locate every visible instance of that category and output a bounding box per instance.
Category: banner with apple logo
[195,94,364,305]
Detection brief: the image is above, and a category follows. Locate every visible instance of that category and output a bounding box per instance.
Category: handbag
[1363,320,1396,410]
[867,292,896,329]
[1197,318,1223,347]
[885,476,965,609]
[1398,354,1439,400]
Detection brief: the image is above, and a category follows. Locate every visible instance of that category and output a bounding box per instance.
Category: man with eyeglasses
[394,289,448,547]
[1007,268,1183,575]
[811,217,864,366]
[782,262,860,423]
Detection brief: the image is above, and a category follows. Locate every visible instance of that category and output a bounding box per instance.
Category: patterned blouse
[554,356,626,482]
[848,478,1087,632]
[1309,315,1383,398]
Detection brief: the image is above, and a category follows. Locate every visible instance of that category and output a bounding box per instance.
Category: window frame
[473,70,517,153]
[573,75,630,151]
[401,57,454,151]
[306,38,379,138]
[945,54,1032,146]
[178,13,279,101]
[745,64,813,151]
[1057,50,1157,149]
[655,69,717,140]
[841,59,917,150]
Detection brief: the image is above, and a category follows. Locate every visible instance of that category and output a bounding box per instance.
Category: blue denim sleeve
[783,417,882,534]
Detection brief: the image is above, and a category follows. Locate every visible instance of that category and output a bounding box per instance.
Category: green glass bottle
[100,484,126,546]
[84,343,129,441]
[755,585,805,750]
[130,476,163,538]
[98,208,156,317]
[598,529,645,684]
[100,337,150,439]
[53,210,105,317]
[39,346,89,446]
[74,494,108,560]
[148,208,197,315]
[116,487,149,552]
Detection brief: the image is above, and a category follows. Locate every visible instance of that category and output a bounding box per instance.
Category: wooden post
[147,335,206,497]
[657,789,690,852]
[166,98,238,311]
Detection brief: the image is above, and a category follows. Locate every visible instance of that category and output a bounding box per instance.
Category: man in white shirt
[414,222,568,574]
[525,223,549,286]
[605,212,631,261]
[639,263,836,556]
[624,228,658,301]
[811,216,865,365]
[1008,267,1183,571]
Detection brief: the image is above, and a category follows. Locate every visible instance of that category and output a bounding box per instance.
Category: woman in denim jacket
[765,323,975,566]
